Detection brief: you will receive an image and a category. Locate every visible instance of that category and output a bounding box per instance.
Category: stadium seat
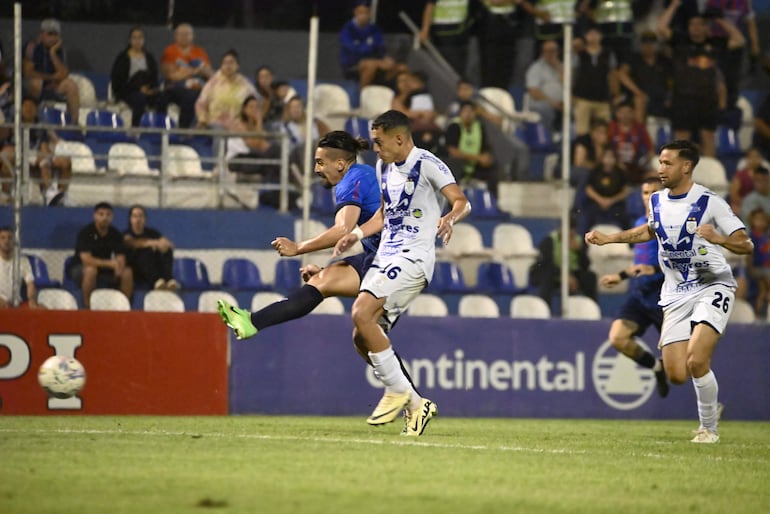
[716,126,741,157]
[476,262,518,294]
[729,298,756,324]
[54,141,101,174]
[173,257,212,290]
[139,111,177,144]
[443,223,490,258]
[198,290,238,313]
[222,258,269,291]
[694,157,728,197]
[90,288,131,311]
[166,144,207,178]
[736,95,754,150]
[61,255,77,290]
[360,85,394,119]
[38,289,78,310]
[478,87,516,133]
[458,294,500,318]
[426,261,468,294]
[25,254,61,289]
[108,142,157,176]
[407,294,449,317]
[251,291,285,312]
[143,290,185,312]
[314,83,351,132]
[563,296,601,320]
[519,121,554,152]
[492,223,537,257]
[463,188,504,219]
[85,109,129,143]
[510,295,551,319]
[310,181,336,215]
[273,258,303,295]
[311,296,345,315]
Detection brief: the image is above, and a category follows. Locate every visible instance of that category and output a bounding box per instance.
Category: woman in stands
[110,27,162,127]
[226,95,280,181]
[195,49,257,131]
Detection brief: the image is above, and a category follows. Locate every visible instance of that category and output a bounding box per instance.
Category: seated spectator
[529,217,598,310]
[123,205,178,291]
[0,99,72,206]
[576,146,630,235]
[572,119,610,185]
[339,0,404,88]
[110,27,163,127]
[742,166,770,224]
[22,18,79,124]
[255,66,285,130]
[746,208,770,317]
[281,95,330,163]
[67,202,133,309]
[392,71,441,151]
[226,95,280,181]
[444,101,497,195]
[195,49,257,131]
[0,226,40,309]
[445,77,475,121]
[160,23,213,128]
[525,39,564,132]
[729,147,765,213]
[608,101,655,184]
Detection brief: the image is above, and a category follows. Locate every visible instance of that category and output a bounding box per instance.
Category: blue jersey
[335,162,381,255]
[630,215,664,308]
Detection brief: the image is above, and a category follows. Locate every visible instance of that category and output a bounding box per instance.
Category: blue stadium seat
[222,258,269,291]
[85,110,130,143]
[25,254,61,289]
[273,258,303,295]
[426,261,469,294]
[62,255,77,290]
[138,111,178,146]
[520,121,555,152]
[476,262,517,294]
[40,106,71,126]
[716,126,741,157]
[463,188,504,219]
[172,257,212,290]
[311,181,336,215]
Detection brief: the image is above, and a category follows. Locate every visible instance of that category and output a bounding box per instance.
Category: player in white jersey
[335,110,471,436]
[586,140,753,444]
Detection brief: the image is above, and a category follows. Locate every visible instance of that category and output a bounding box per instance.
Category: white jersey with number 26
[648,183,745,307]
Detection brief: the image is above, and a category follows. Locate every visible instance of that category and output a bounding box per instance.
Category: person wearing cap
[617,31,673,124]
[22,18,80,124]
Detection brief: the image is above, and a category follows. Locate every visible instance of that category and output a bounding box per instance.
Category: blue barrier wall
[230,316,770,420]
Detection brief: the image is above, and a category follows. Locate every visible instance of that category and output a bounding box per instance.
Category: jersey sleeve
[335,167,365,208]
[422,153,456,191]
[710,193,745,235]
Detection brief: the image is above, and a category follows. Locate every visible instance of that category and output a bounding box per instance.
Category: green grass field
[1,416,769,514]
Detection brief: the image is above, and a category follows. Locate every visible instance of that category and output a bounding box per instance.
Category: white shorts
[360,255,427,331]
[659,284,734,347]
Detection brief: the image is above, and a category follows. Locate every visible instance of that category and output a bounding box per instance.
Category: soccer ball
[38,355,86,399]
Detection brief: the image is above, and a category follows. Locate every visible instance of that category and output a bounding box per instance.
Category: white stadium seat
[360,85,394,119]
[729,298,756,324]
[510,295,551,319]
[90,288,131,311]
[167,145,206,178]
[38,289,78,310]
[198,291,237,313]
[563,296,601,320]
[311,296,345,315]
[109,143,157,176]
[314,83,352,132]
[251,292,285,312]
[407,294,449,317]
[458,294,500,318]
[143,290,185,312]
[55,141,101,174]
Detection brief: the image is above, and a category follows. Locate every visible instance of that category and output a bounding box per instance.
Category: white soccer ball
[38,355,86,399]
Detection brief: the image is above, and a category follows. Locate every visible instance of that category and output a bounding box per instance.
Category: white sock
[369,346,411,395]
[692,370,719,431]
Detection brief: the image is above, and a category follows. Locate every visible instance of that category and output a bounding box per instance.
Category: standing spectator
[525,39,564,132]
[110,27,163,127]
[753,93,770,158]
[123,205,177,291]
[608,101,655,184]
[339,0,404,88]
[195,49,257,131]
[572,23,619,136]
[160,23,213,128]
[226,95,280,181]
[22,19,79,124]
[576,146,630,234]
[741,166,770,224]
[0,226,40,309]
[617,31,673,124]
[420,0,477,76]
[445,100,497,194]
[67,202,133,309]
[729,146,765,212]
[578,0,635,63]
[746,207,770,316]
[706,1,760,68]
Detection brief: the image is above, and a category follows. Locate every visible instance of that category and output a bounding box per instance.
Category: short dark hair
[371,110,411,133]
[318,130,370,161]
[754,166,769,176]
[642,176,662,187]
[223,48,239,62]
[128,204,146,221]
[660,140,700,169]
[0,225,11,234]
[94,201,113,212]
[458,100,476,111]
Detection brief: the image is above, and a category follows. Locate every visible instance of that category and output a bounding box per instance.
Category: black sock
[634,350,657,370]
[250,285,324,331]
[394,351,421,397]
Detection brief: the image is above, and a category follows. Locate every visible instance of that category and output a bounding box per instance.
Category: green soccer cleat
[402,398,438,437]
[216,299,257,340]
[366,390,411,426]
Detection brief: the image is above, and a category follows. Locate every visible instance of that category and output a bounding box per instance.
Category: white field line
[1,427,768,463]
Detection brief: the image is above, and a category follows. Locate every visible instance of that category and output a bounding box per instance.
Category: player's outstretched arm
[334,205,384,256]
[585,223,653,246]
[438,184,471,246]
[696,225,754,255]
[273,204,362,257]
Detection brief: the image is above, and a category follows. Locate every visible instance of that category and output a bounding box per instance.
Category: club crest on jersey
[404,180,415,195]
[685,218,697,234]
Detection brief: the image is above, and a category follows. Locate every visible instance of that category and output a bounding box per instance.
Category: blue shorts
[339,251,376,281]
[617,293,663,336]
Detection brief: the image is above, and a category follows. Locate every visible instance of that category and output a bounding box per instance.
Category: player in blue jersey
[217,131,382,340]
[586,140,754,443]
[599,177,668,397]
[335,110,471,436]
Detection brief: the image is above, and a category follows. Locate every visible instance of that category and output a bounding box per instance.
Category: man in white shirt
[0,226,39,308]
[585,140,753,444]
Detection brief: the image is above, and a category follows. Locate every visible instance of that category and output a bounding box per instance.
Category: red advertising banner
[0,310,228,415]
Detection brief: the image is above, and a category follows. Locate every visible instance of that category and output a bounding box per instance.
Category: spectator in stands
[392,71,441,152]
[339,0,404,88]
[445,77,503,128]
[0,226,40,309]
[22,18,79,125]
[586,0,635,63]
[617,31,673,124]
[741,166,770,224]
[572,23,619,136]
[226,95,280,181]
[0,99,72,206]
[255,66,284,130]
[608,101,655,184]
[420,0,476,76]
[525,39,564,132]
[444,100,497,195]
[110,27,163,128]
[160,23,213,128]
[729,146,765,212]
[572,118,610,186]
[576,146,631,235]
[67,202,133,309]
[753,93,770,158]
[123,205,178,291]
[281,96,330,169]
[529,216,598,309]
[195,49,257,131]
[746,207,770,316]
[0,41,11,142]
